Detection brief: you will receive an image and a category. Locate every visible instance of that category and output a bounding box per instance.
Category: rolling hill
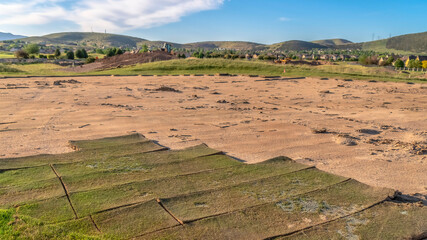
[0,32,26,41]
[182,41,266,51]
[20,32,147,48]
[269,40,327,51]
[311,38,353,47]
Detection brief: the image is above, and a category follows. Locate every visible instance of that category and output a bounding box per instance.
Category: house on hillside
[252,53,259,59]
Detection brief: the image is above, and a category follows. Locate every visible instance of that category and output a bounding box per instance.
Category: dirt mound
[66,51,177,73]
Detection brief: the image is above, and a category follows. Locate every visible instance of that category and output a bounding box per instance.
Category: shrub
[422,61,427,69]
[66,51,75,59]
[24,44,40,54]
[86,56,96,64]
[15,50,29,59]
[48,55,55,60]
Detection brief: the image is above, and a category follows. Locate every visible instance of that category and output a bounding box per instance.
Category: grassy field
[0,58,426,83]
[0,134,425,239]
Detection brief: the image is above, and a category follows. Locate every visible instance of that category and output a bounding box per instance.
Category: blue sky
[0,0,426,44]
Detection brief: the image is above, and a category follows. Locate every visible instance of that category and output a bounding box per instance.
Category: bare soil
[65,51,177,72]
[0,76,426,194]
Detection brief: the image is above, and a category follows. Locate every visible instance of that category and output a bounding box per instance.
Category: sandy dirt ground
[0,75,426,194]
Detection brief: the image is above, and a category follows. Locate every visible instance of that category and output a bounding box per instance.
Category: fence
[395,67,427,72]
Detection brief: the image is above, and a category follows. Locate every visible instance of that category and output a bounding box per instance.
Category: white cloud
[0,0,224,32]
[279,17,290,22]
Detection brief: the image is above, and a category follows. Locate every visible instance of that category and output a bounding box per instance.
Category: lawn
[0,134,425,239]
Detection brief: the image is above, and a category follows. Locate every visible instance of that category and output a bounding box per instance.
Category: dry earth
[0,75,426,194]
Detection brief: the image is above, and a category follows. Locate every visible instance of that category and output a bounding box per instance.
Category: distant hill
[0,32,26,41]
[269,40,327,51]
[385,31,427,54]
[335,32,427,54]
[20,32,147,48]
[311,39,353,47]
[182,41,266,51]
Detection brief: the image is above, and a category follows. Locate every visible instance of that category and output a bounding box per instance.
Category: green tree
[385,56,394,65]
[81,48,88,58]
[142,44,148,53]
[394,59,404,68]
[54,48,61,58]
[115,48,123,55]
[106,48,116,57]
[66,51,75,59]
[75,49,84,58]
[24,44,40,55]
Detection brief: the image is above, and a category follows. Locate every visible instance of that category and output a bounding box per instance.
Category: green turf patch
[69,133,148,150]
[145,180,394,239]
[278,201,427,240]
[17,196,76,223]
[161,168,348,222]
[0,140,165,170]
[93,199,180,239]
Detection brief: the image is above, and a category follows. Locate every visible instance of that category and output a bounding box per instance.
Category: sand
[0,75,426,194]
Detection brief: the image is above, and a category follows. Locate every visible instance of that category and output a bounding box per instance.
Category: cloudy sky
[0,0,426,43]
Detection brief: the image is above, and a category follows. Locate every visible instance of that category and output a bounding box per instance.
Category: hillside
[182,41,266,51]
[0,32,26,41]
[269,40,327,51]
[20,32,147,48]
[311,38,353,47]
[385,31,427,54]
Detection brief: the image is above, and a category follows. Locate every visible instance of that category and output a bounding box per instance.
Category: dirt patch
[65,51,177,73]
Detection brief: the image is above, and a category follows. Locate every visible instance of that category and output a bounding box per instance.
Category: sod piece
[145,180,395,240]
[68,154,242,217]
[278,201,427,240]
[0,140,165,170]
[161,168,348,222]
[92,199,180,239]
[58,152,238,192]
[69,133,148,150]
[0,177,63,207]
[17,196,76,223]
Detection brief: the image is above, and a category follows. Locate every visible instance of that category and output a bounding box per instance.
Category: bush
[422,61,427,69]
[24,44,40,54]
[48,55,55,60]
[39,54,47,59]
[86,56,96,64]
[15,50,29,59]
[66,51,75,59]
